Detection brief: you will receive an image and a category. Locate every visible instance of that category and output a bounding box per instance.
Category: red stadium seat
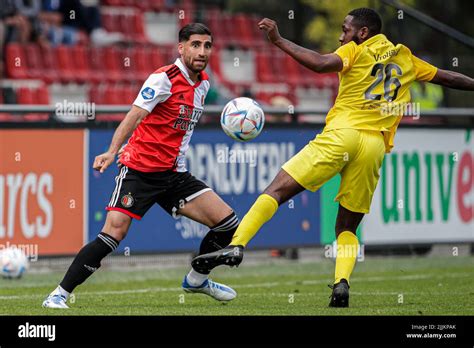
[283,54,301,87]
[209,48,222,78]
[88,47,107,83]
[133,12,147,43]
[103,47,123,82]
[38,46,60,83]
[255,51,275,83]
[89,84,105,104]
[132,47,151,81]
[101,12,119,33]
[249,15,267,47]
[96,84,126,120]
[16,87,34,104]
[16,87,48,121]
[71,45,93,82]
[24,44,44,80]
[56,45,77,82]
[220,13,238,47]
[35,85,50,105]
[149,0,166,11]
[103,84,122,105]
[114,47,136,82]
[148,49,165,70]
[234,14,254,48]
[272,52,287,84]
[5,44,28,79]
[101,0,121,5]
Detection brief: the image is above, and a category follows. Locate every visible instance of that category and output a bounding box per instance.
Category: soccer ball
[0,247,29,279]
[220,97,265,142]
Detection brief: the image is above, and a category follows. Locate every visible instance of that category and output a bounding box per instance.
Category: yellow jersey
[327,34,438,152]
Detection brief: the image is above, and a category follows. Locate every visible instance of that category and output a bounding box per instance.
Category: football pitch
[0,255,472,316]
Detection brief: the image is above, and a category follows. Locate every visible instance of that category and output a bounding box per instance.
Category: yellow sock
[334,231,359,285]
[231,194,279,247]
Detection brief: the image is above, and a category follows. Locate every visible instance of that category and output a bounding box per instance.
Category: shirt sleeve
[334,42,357,74]
[133,72,172,112]
[411,55,438,82]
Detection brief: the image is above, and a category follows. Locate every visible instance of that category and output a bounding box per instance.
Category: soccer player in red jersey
[43,24,239,308]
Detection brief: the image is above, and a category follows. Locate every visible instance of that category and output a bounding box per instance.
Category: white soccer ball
[0,247,29,279]
[220,97,265,142]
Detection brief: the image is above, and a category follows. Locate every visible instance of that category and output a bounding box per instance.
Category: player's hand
[258,18,282,44]
[93,152,115,173]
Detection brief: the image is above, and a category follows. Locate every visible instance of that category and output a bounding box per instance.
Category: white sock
[186,269,208,287]
[53,285,70,300]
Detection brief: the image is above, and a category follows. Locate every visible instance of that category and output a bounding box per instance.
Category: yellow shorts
[282,128,385,213]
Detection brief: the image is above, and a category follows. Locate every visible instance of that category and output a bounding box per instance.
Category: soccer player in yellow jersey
[192,8,474,307]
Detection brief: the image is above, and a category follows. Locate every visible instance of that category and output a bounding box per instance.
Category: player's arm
[258,18,343,73]
[93,106,149,173]
[430,69,474,91]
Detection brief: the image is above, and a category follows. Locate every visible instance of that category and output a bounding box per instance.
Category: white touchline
[0,272,470,301]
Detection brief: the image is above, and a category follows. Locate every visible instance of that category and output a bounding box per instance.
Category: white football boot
[42,287,69,309]
[182,276,237,301]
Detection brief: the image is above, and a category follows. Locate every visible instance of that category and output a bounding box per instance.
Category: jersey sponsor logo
[173,104,203,131]
[121,193,134,208]
[141,87,155,100]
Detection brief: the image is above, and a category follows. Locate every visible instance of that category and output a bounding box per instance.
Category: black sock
[60,232,119,293]
[195,212,239,274]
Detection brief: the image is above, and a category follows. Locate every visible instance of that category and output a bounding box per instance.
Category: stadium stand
[1,0,338,122]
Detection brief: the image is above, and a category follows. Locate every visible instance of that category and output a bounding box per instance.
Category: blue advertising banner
[88,127,321,253]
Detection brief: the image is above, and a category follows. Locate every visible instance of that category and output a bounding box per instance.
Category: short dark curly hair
[348,8,382,36]
[179,23,212,42]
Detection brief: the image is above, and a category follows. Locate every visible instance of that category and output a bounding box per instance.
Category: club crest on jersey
[121,193,134,208]
[141,87,155,100]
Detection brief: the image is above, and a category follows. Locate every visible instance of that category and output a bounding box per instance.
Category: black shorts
[106,166,211,220]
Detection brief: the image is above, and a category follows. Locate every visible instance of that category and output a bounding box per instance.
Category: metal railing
[0,105,473,128]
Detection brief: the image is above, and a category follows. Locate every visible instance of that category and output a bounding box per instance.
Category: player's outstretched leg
[192,169,304,273]
[43,211,129,308]
[191,193,278,272]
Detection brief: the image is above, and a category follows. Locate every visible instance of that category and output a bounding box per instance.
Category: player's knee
[104,215,130,241]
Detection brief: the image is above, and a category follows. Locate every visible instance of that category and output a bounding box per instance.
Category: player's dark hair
[179,23,212,42]
[348,8,382,36]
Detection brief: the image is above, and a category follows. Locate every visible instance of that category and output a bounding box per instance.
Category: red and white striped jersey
[119,58,210,172]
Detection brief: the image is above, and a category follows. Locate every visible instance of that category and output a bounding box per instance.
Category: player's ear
[359,26,370,41]
[178,42,184,55]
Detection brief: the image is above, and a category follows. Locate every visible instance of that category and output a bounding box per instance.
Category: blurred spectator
[0,0,31,43]
[266,95,293,123]
[39,0,76,45]
[59,0,124,46]
[15,0,50,46]
[0,0,30,77]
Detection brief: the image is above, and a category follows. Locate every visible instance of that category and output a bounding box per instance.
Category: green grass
[0,255,473,315]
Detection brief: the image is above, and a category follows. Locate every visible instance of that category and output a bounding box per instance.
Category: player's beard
[351,34,362,45]
[186,57,207,73]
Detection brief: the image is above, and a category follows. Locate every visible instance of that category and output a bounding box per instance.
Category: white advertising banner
[363,129,474,244]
